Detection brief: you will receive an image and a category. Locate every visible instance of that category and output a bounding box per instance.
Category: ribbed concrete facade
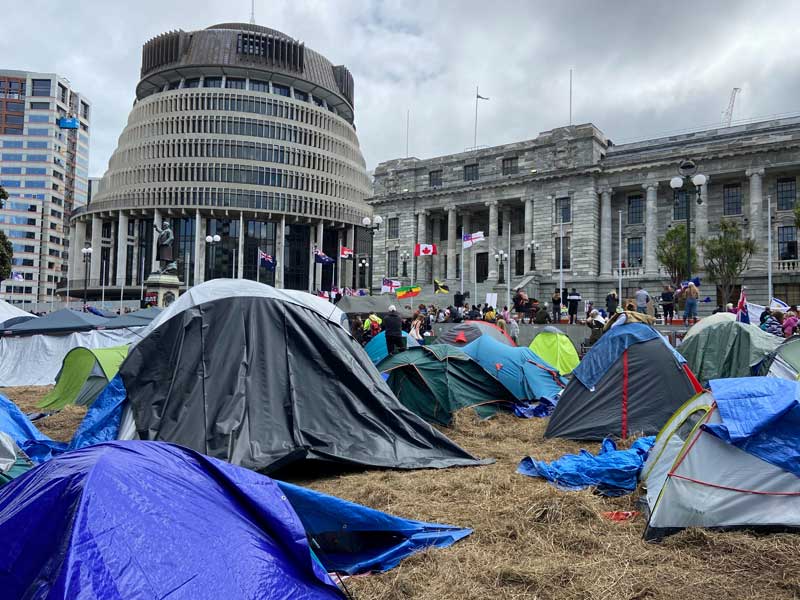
[66,23,371,298]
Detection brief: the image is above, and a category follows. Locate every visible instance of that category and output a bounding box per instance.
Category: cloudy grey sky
[3,0,799,176]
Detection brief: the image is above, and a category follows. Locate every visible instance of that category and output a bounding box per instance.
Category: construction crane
[722,88,742,127]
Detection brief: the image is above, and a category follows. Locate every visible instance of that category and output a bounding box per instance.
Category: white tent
[0,328,142,386]
[642,380,800,540]
[0,300,34,325]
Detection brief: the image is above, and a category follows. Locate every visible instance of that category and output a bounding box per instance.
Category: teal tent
[379,345,516,425]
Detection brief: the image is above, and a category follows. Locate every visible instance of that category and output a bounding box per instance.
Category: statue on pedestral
[153,221,177,274]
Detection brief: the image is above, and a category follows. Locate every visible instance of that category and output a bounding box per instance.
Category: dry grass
[1,386,86,442]
[4,389,800,599]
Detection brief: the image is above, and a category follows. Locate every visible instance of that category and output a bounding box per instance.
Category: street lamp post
[526,241,538,271]
[669,159,706,283]
[361,215,383,295]
[80,243,92,310]
[205,234,221,279]
[358,257,369,289]
[494,249,507,285]
[400,250,410,278]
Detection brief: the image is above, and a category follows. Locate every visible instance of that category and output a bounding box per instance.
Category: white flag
[462,231,485,249]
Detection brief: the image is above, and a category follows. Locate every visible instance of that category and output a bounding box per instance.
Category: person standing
[635,285,650,315]
[567,288,581,324]
[605,290,619,314]
[551,288,562,324]
[508,316,520,344]
[383,305,405,355]
[351,314,364,345]
[682,282,699,325]
[661,285,675,325]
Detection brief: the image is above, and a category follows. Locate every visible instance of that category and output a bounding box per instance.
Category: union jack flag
[258,248,275,270]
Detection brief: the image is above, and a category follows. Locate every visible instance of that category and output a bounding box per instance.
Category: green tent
[38,345,129,410]
[758,336,800,379]
[678,319,782,383]
[0,432,33,487]
[528,326,580,375]
[378,345,516,426]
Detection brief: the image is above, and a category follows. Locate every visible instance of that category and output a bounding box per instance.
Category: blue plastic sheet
[573,323,684,391]
[0,441,345,599]
[462,335,566,407]
[365,331,419,365]
[278,481,472,574]
[517,436,656,496]
[705,378,800,477]
[68,373,127,450]
[0,394,66,463]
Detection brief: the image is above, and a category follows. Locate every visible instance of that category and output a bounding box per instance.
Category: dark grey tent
[3,309,109,335]
[545,323,702,440]
[121,279,486,472]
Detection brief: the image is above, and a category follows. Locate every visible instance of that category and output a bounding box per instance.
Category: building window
[628,194,644,224]
[774,283,800,306]
[250,80,269,92]
[203,77,222,88]
[556,197,571,224]
[673,190,688,221]
[429,170,442,188]
[183,78,200,88]
[293,90,308,102]
[464,164,479,182]
[723,183,742,215]
[777,177,796,211]
[627,237,643,267]
[554,236,570,270]
[778,226,797,261]
[272,83,290,97]
[387,217,399,239]
[502,157,518,175]
[225,78,246,89]
[31,79,51,97]
[387,250,398,278]
[515,249,524,276]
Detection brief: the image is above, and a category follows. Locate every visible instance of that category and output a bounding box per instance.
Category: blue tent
[462,335,567,406]
[365,330,420,365]
[0,441,472,598]
[0,395,66,463]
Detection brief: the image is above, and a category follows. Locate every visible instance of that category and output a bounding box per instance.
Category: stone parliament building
[368,117,800,309]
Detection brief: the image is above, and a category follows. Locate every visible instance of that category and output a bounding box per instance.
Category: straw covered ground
[4,387,800,599]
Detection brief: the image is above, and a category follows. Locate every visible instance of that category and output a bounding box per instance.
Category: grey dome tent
[545,323,702,440]
[120,279,486,472]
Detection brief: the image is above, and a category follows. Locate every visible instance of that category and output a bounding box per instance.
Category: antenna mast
[250,0,256,24]
[722,87,742,126]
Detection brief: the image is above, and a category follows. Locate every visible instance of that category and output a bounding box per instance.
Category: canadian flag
[414,243,438,256]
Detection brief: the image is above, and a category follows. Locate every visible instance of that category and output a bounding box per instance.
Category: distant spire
[249,0,255,24]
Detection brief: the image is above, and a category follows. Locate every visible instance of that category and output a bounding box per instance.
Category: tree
[656,224,697,285]
[701,220,756,306]
[0,186,11,283]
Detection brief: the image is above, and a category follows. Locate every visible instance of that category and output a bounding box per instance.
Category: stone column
[315,220,324,288]
[599,187,613,275]
[151,209,162,275]
[695,178,709,266]
[131,219,139,285]
[115,212,128,287]
[431,215,442,281]
[446,205,457,280]
[415,210,428,283]
[502,205,512,281]
[72,218,86,281]
[522,197,533,273]
[643,183,659,275]
[344,224,355,288]
[487,201,499,281]
[307,224,316,292]
[461,212,471,289]
[275,215,286,289]
[194,210,205,285]
[90,214,102,282]
[237,214,245,279]
[336,229,343,288]
[746,168,764,243]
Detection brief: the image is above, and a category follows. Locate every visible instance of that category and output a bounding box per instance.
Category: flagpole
[559,219,564,297]
[66,260,70,309]
[256,248,260,284]
[460,243,464,294]
[618,209,623,304]
[474,86,479,149]
[473,247,477,306]
[767,195,773,303]
[507,224,511,310]
[101,258,105,309]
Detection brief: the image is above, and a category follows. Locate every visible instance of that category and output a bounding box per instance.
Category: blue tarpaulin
[517,436,656,496]
[0,441,343,599]
[278,481,472,574]
[0,441,473,598]
[573,323,684,391]
[462,335,566,409]
[0,394,66,463]
[705,378,800,477]
[68,372,127,450]
[365,331,420,365]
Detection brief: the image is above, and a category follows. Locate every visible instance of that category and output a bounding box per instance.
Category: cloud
[2,0,798,176]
